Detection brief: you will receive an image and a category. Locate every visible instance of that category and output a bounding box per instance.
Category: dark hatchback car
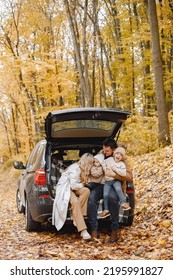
[14,108,135,231]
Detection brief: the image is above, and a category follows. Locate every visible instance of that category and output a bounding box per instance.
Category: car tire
[16,189,25,214]
[25,197,40,232]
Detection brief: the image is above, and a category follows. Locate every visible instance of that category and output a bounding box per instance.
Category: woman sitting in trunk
[52,153,94,241]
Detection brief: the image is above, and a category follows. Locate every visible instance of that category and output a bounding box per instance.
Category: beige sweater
[102,157,126,181]
[89,165,105,184]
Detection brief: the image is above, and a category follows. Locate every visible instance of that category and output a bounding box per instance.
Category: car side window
[26,144,44,169]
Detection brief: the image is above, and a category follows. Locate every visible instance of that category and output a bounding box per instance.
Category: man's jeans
[87,183,119,231]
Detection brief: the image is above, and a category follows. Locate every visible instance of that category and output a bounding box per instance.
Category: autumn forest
[0,0,173,159]
[0,0,173,262]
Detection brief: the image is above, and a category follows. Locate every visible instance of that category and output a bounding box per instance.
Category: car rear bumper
[28,190,135,225]
[29,198,53,223]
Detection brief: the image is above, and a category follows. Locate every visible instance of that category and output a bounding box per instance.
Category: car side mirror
[13,161,26,170]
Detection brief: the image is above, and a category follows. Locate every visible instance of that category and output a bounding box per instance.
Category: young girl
[52,153,94,240]
[100,147,131,219]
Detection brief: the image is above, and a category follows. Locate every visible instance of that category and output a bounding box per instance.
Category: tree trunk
[91,0,98,106]
[146,0,171,146]
[63,0,92,106]
[0,111,12,157]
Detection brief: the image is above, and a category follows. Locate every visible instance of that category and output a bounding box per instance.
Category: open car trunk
[45,107,131,194]
[44,108,134,226]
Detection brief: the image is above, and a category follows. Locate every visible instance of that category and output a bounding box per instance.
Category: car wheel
[25,197,40,232]
[16,189,25,214]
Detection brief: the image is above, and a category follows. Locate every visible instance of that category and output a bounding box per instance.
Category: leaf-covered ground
[0,146,172,260]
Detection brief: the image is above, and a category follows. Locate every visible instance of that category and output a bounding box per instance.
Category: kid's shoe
[99,210,110,219]
[122,203,131,210]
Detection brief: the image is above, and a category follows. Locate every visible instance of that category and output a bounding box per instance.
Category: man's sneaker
[99,210,110,219]
[80,230,91,241]
[121,203,131,210]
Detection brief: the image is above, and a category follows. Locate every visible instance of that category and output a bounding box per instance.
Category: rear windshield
[52,119,116,132]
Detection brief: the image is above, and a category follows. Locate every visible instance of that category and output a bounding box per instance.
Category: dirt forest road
[0,169,129,260]
[0,169,132,260]
[0,152,173,260]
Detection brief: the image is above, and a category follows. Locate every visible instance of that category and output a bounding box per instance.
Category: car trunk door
[45,108,130,145]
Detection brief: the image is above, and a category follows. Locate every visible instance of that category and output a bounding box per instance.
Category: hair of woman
[78,153,94,184]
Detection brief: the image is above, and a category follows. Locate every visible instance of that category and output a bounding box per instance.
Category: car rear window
[52,119,117,132]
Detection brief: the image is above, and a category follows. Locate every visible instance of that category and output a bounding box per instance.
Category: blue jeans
[104,180,126,210]
[87,182,119,231]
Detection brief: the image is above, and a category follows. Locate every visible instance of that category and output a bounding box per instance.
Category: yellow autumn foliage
[119,115,159,155]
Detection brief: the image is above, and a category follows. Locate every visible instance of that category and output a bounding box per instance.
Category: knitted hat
[94,154,105,165]
[113,147,126,159]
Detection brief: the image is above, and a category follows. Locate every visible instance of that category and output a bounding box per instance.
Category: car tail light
[39,194,50,198]
[126,189,134,194]
[34,168,46,186]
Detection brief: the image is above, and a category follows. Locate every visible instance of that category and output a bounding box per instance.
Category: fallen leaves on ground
[0,145,173,260]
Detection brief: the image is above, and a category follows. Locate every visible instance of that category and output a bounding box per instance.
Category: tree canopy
[0,0,172,158]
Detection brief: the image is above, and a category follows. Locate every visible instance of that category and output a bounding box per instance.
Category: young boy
[100,147,131,219]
